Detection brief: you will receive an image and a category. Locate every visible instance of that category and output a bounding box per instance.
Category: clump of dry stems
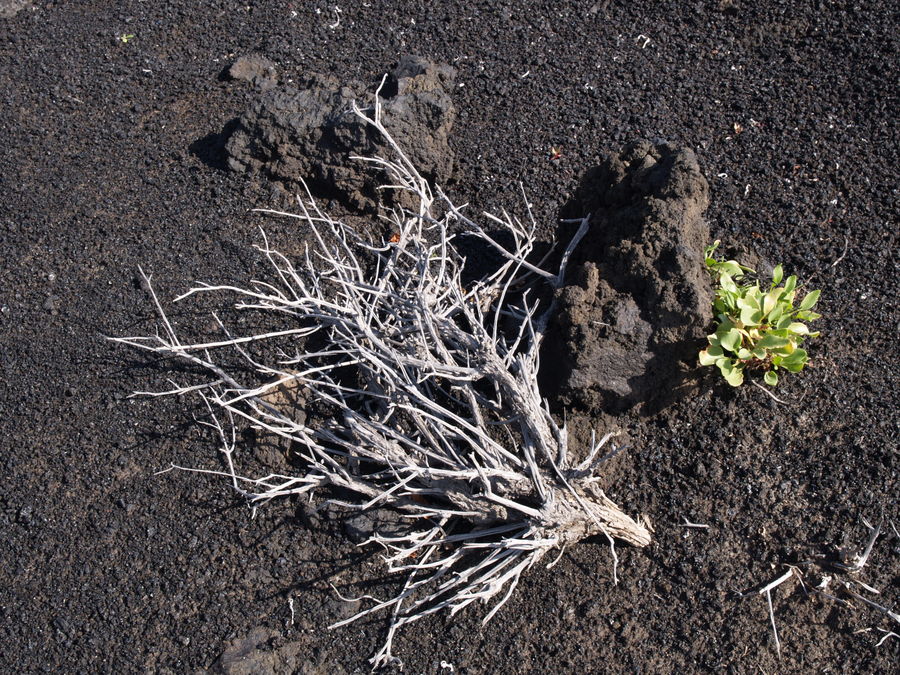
[114,85,650,668]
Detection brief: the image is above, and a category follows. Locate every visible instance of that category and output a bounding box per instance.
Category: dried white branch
[830,234,850,268]
[114,83,650,668]
[843,583,900,625]
[755,568,795,657]
[680,518,710,529]
[875,630,899,647]
[765,588,782,656]
[750,380,790,404]
[758,568,795,595]
[740,517,897,658]
[831,518,882,574]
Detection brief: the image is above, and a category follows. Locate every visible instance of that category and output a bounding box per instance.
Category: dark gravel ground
[1,1,897,673]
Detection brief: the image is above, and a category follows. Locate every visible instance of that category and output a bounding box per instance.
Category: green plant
[700,241,821,387]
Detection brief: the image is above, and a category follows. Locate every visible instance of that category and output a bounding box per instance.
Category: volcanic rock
[224,55,456,211]
[0,1,31,19]
[227,54,278,91]
[544,140,713,413]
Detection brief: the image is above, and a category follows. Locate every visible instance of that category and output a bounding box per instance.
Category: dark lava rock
[0,1,31,19]
[343,508,404,544]
[228,54,278,91]
[225,55,456,212]
[544,140,712,413]
[213,626,304,675]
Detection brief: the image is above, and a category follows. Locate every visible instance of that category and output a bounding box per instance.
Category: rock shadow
[189,118,240,172]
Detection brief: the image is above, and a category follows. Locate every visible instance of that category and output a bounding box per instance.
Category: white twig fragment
[756,568,795,656]
[830,235,849,268]
[546,544,567,569]
[750,380,790,404]
[328,6,342,29]
[843,583,900,625]
[765,588,782,656]
[680,518,709,529]
[854,579,881,595]
[759,569,795,595]
[876,630,899,647]
[836,519,882,572]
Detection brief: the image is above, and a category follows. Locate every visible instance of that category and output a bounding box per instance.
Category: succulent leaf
[757,333,790,349]
[799,289,821,311]
[699,349,719,366]
[772,264,783,285]
[719,328,742,353]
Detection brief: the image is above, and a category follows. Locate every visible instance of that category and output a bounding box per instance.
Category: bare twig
[750,380,790,404]
[830,235,850,268]
[765,588,782,656]
[741,518,898,657]
[759,568,795,595]
[756,568,796,656]
[843,583,900,625]
[680,518,710,529]
[834,518,882,572]
[875,630,899,647]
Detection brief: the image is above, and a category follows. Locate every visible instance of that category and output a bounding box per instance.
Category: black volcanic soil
[1,1,897,673]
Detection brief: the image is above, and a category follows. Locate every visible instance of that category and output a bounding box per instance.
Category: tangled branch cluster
[115,90,650,668]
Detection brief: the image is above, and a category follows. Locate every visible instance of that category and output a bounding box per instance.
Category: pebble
[42,295,59,314]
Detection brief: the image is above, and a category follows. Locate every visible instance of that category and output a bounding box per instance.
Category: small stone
[228,54,278,91]
[215,627,279,675]
[52,616,72,637]
[0,1,32,20]
[296,501,321,530]
[43,294,60,314]
[344,513,375,543]
[117,498,136,515]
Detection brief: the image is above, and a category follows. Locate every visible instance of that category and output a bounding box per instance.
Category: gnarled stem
[114,80,649,670]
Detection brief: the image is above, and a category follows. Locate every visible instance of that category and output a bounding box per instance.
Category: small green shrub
[699,241,822,387]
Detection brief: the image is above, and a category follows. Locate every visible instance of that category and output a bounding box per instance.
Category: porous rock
[225,55,456,211]
[0,0,31,19]
[228,54,278,91]
[213,626,304,675]
[543,140,713,413]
